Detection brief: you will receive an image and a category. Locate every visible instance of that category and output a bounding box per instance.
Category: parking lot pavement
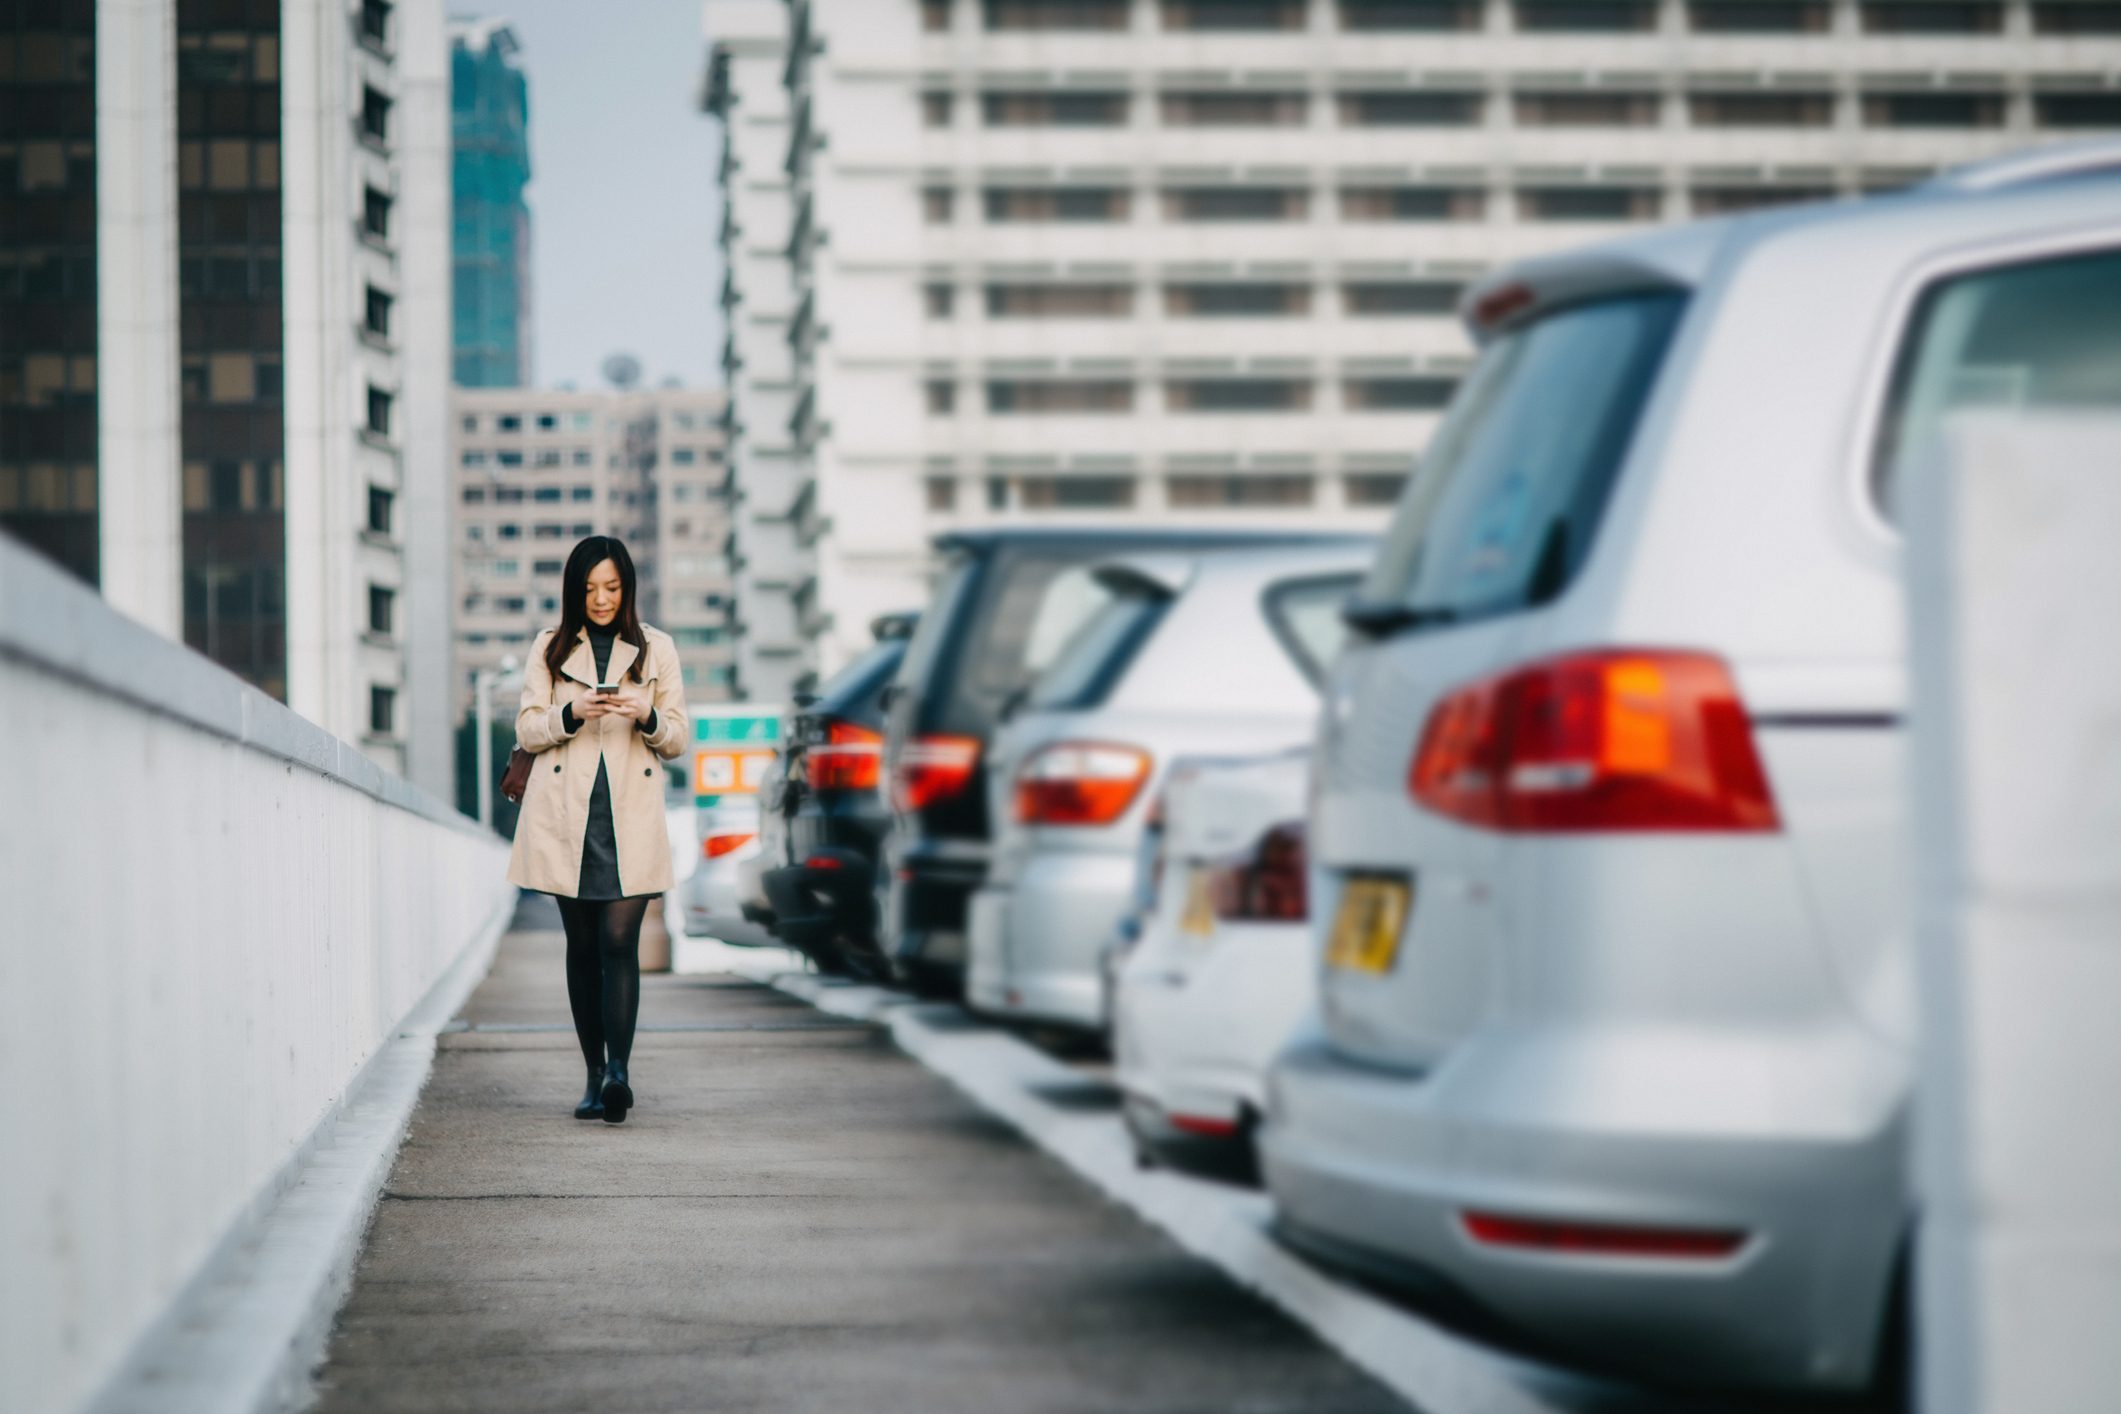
[310,902,1411,1414]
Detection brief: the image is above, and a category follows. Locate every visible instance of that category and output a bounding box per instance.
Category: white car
[681,795,766,941]
[968,541,1369,1033]
[1114,747,1312,1185]
[1262,140,2121,1395]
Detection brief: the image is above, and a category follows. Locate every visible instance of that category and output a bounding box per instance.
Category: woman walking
[506,536,689,1124]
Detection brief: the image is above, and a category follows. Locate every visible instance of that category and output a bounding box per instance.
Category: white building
[0,0,454,792]
[710,0,2121,682]
[450,385,733,719]
[704,0,810,702]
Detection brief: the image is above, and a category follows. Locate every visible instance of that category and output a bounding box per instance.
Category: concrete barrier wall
[0,538,514,1414]
[1908,413,2121,1412]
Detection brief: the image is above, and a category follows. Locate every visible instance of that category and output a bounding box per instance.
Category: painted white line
[743,968,1604,1414]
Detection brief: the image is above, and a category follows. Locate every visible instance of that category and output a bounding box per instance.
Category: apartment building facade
[450,16,532,387]
[717,0,2120,681]
[705,0,808,702]
[450,385,733,719]
[0,0,455,794]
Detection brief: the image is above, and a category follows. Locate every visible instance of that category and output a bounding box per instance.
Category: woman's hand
[600,690,649,724]
[573,691,619,719]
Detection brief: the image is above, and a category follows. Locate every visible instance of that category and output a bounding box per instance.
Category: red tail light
[1168,1112,1241,1139]
[1015,742,1152,827]
[891,733,981,813]
[1206,820,1308,922]
[803,854,844,871]
[703,832,754,859]
[1409,650,1779,833]
[1462,1210,1747,1261]
[807,719,882,792]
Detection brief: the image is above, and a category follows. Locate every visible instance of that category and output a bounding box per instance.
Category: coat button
[643,768,652,777]
[553,764,561,773]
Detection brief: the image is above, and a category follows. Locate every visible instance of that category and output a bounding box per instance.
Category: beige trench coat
[505,623,690,897]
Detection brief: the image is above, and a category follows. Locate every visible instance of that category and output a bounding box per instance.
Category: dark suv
[759,614,914,977]
[878,527,1346,997]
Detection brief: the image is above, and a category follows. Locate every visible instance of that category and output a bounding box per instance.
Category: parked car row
[695,138,2121,1399]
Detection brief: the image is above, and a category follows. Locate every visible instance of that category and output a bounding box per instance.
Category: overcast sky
[488,0,724,391]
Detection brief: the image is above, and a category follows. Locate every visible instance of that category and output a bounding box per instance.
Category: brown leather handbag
[499,746,535,804]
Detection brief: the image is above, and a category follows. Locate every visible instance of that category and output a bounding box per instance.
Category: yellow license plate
[1179,868,1216,938]
[1324,876,1412,974]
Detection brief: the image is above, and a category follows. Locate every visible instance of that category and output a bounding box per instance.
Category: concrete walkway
[312,897,1408,1413]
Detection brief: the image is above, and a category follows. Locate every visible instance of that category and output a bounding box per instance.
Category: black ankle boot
[600,1060,633,1125]
[574,1066,605,1120]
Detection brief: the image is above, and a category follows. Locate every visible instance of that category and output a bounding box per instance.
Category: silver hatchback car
[1262,143,2121,1393]
[967,541,1372,1033]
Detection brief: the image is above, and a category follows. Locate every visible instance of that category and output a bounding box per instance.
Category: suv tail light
[1015,742,1152,827]
[703,832,754,860]
[1409,650,1779,833]
[1462,1210,1746,1261]
[1206,820,1307,922]
[891,733,981,813]
[808,719,882,792]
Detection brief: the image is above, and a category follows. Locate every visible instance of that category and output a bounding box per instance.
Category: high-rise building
[450,17,531,388]
[0,0,455,794]
[703,0,808,702]
[712,0,2121,683]
[450,385,733,719]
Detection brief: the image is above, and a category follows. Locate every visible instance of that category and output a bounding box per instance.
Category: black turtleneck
[559,622,658,737]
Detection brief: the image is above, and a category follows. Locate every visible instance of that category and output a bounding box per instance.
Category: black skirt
[575,755,627,899]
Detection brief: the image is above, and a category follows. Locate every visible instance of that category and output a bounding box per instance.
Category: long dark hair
[543,535,647,684]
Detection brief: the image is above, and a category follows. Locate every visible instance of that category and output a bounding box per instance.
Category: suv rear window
[1355,291,1686,627]
[908,552,1112,733]
[1026,577,1169,713]
[1873,245,2121,523]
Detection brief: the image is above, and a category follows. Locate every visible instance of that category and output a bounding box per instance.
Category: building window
[367,583,395,635]
[986,380,1134,413]
[921,91,954,127]
[1513,1,1659,29]
[496,449,523,467]
[1164,283,1311,317]
[369,685,396,735]
[2033,3,2121,32]
[1167,474,1315,507]
[1340,185,1487,221]
[926,380,957,415]
[1019,475,1135,508]
[533,524,564,540]
[364,285,393,337]
[1344,376,1457,410]
[1859,2,2002,32]
[489,559,520,576]
[1338,91,1485,126]
[362,186,391,239]
[462,486,486,503]
[925,0,953,29]
[983,0,1131,27]
[981,91,1130,126]
[1688,91,1834,127]
[1160,91,1309,126]
[1690,184,1834,214]
[367,485,393,535]
[360,0,391,47]
[1343,281,1463,315]
[366,386,393,436]
[1686,1,1831,30]
[925,283,955,318]
[922,186,955,224]
[534,558,564,574]
[1161,186,1309,221]
[497,413,520,431]
[571,486,594,501]
[987,475,1010,509]
[571,522,593,535]
[359,86,391,145]
[983,186,1131,222]
[1344,472,1409,506]
[1862,92,2007,128]
[1514,90,1661,127]
[534,412,557,430]
[2034,93,2121,128]
[1518,186,1663,220]
[461,414,478,432]
[926,476,958,511]
[985,283,1134,317]
[1338,0,1483,28]
[1160,0,1308,28]
[672,447,698,464]
[1165,379,1313,412]
[572,450,591,466]
[533,487,562,503]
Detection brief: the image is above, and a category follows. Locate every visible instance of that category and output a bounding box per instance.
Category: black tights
[555,895,651,1076]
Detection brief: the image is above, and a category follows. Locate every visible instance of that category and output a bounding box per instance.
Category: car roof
[1091,539,1378,599]
[1462,136,2121,343]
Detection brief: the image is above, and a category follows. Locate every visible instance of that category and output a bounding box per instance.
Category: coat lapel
[557,626,643,685]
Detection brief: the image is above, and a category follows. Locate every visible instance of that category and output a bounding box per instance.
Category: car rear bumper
[761,849,875,956]
[1260,1032,1908,1392]
[883,841,987,973]
[966,848,1135,1030]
